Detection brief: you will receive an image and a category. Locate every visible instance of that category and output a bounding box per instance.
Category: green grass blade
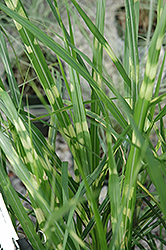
[0,3,129,132]
[0,112,76,249]
[0,127,51,213]
[134,4,166,132]
[106,121,123,249]
[62,163,80,250]
[58,0,93,176]
[90,0,105,171]
[157,0,164,21]
[69,0,131,88]
[62,161,69,204]
[125,0,139,107]
[70,68,92,175]
[2,0,79,163]
[63,155,107,248]
[0,166,45,250]
[150,50,166,118]
[121,3,166,247]
[0,30,22,109]
[2,0,95,191]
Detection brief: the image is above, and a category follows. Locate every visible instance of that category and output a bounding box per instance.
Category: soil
[115,6,157,41]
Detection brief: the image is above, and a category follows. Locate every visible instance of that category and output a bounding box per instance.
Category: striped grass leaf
[0,2,102,179]
[0,165,45,250]
[125,0,139,107]
[121,122,166,248]
[121,2,166,248]
[21,113,62,169]
[0,115,78,249]
[134,3,166,132]
[0,3,130,133]
[61,161,80,249]
[71,155,108,241]
[90,0,105,171]
[1,0,166,249]
[0,85,55,209]
[0,127,51,218]
[3,0,129,129]
[0,5,133,247]
[45,0,92,71]
[69,0,131,89]
[0,84,50,185]
[3,0,80,167]
[0,78,78,248]
[34,97,128,144]
[0,0,132,191]
[64,39,133,132]
[63,0,92,176]
[106,114,123,249]
[69,68,92,175]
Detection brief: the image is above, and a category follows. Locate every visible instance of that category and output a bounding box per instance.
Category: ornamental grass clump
[0,0,166,249]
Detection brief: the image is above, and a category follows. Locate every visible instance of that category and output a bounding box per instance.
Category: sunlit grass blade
[125,0,139,107]
[157,0,164,21]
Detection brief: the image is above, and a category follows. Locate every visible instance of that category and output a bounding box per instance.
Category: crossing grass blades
[1,0,166,249]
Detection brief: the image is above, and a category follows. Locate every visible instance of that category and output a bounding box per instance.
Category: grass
[0,0,166,249]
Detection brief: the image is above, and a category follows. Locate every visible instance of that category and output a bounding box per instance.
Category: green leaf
[0,155,45,250]
[0,30,23,109]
